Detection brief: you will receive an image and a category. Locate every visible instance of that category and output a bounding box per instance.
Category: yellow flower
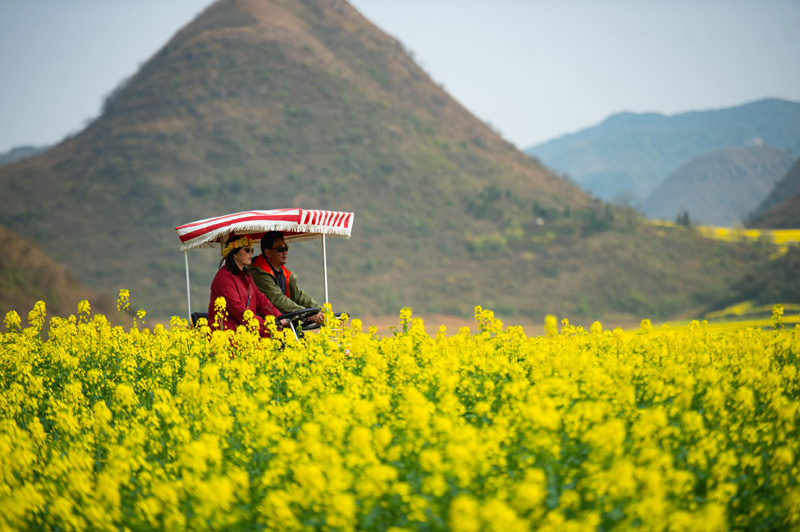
[117,289,130,312]
[93,401,113,433]
[449,495,480,532]
[326,493,357,529]
[77,300,91,315]
[544,314,558,336]
[213,296,228,327]
[771,303,785,329]
[4,309,21,331]
[113,382,137,409]
[512,468,547,514]
[27,301,46,329]
[480,498,527,532]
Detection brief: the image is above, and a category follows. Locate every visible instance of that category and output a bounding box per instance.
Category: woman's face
[233,246,253,270]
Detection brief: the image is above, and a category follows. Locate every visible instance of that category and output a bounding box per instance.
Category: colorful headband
[221,236,254,258]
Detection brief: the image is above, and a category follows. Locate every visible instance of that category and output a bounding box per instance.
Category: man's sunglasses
[271,246,290,253]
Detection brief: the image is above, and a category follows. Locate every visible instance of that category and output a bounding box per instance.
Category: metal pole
[184,250,192,324]
[321,234,329,304]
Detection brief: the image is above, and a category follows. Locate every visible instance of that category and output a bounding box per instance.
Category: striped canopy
[175,208,355,251]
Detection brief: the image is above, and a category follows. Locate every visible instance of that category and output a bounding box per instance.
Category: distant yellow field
[660,314,800,335]
[650,220,800,255]
[613,303,800,337]
[704,301,800,320]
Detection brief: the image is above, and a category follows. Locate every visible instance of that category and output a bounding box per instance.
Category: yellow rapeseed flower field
[1,296,799,531]
[649,220,800,257]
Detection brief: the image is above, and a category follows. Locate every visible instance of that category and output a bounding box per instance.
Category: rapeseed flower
[116,289,129,312]
[0,299,798,530]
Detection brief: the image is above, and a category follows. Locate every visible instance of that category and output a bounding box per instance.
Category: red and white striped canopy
[175,208,354,251]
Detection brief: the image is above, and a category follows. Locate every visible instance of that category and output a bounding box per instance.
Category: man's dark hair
[261,231,284,252]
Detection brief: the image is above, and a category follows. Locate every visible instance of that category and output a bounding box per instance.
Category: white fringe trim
[178,222,353,252]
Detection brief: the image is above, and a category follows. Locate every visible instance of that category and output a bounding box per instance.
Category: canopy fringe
[176,209,354,251]
[179,226,352,252]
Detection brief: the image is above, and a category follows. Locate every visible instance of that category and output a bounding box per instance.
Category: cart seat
[191,312,209,327]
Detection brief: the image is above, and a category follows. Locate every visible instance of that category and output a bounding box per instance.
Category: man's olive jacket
[248,255,319,314]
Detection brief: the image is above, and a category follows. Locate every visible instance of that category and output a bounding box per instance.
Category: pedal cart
[174,208,354,339]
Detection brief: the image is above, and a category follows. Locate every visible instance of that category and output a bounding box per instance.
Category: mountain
[638,146,796,226]
[0,0,771,324]
[0,145,47,166]
[749,157,800,222]
[524,99,800,203]
[0,225,114,320]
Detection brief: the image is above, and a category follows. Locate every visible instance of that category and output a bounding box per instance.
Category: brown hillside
[752,157,800,215]
[0,225,114,321]
[749,191,800,229]
[748,157,800,228]
[0,0,771,324]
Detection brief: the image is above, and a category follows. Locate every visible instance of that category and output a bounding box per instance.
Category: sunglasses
[271,246,289,253]
[240,247,253,253]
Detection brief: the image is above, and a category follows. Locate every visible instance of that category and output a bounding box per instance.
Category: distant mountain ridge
[639,146,796,226]
[0,145,47,166]
[525,98,800,203]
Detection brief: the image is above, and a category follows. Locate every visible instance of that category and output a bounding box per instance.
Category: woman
[208,235,286,337]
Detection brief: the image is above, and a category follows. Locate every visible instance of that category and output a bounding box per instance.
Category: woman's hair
[221,252,239,272]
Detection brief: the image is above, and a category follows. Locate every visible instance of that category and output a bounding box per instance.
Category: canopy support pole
[321,234,329,305]
[184,250,192,324]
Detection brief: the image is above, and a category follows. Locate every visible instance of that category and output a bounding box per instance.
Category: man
[248,231,325,325]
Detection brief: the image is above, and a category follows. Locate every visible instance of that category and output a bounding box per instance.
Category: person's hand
[279,319,289,327]
[308,312,324,325]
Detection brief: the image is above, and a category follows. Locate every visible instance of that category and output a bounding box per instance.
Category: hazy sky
[1,0,798,154]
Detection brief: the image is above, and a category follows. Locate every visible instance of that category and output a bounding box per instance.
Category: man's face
[264,238,289,267]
